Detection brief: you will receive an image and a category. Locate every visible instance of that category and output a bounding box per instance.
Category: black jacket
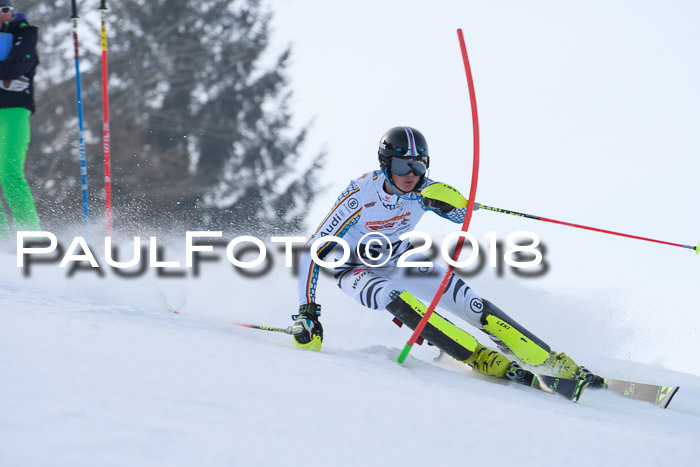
[0,13,39,113]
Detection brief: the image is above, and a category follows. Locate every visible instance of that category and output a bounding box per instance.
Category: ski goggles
[0,7,13,14]
[389,155,429,176]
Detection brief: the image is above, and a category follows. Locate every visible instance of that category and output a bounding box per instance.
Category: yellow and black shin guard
[479,299,551,366]
[386,291,511,377]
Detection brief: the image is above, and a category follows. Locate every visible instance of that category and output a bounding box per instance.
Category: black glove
[422,197,455,214]
[420,182,468,214]
[291,303,323,351]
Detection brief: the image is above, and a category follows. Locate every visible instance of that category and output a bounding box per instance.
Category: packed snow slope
[1,250,699,467]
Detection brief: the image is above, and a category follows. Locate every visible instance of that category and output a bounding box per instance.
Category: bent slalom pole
[475,203,699,255]
[397,28,480,364]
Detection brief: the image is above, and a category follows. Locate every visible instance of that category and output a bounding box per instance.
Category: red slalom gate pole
[100,0,113,235]
[397,29,481,363]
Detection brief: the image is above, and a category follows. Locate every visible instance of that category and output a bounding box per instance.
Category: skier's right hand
[291,303,323,351]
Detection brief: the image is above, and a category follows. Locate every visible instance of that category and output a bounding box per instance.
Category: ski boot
[535,351,579,378]
[503,352,595,383]
[464,344,512,378]
[537,351,598,381]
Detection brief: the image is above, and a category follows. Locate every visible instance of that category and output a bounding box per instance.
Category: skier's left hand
[420,182,468,213]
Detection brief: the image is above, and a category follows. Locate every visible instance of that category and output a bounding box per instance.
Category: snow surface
[3,2,699,465]
[2,250,699,467]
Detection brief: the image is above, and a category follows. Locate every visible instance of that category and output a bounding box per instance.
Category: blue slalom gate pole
[71,0,90,236]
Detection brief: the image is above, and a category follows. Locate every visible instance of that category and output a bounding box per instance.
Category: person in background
[0,0,40,238]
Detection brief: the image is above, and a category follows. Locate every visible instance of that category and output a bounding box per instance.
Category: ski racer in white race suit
[293,126,585,380]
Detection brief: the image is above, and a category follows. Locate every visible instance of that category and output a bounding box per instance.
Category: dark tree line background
[20,0,324,235]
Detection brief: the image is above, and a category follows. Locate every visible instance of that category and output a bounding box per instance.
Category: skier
[0,0,41,238]
[292,126,586,381]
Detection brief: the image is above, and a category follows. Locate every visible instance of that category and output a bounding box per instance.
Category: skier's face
[389,171,420,194]
[0,5,12,20]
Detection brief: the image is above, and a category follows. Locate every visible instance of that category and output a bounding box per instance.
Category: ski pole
[398,28,481,364]
[70,0,90,236]
[233,322,295,335]
[99,0,113,236]
[475,203,699,254]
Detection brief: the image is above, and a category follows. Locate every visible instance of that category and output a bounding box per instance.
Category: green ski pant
[0,107,40,238]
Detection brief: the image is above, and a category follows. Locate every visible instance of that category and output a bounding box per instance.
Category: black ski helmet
[378,126,430,186]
